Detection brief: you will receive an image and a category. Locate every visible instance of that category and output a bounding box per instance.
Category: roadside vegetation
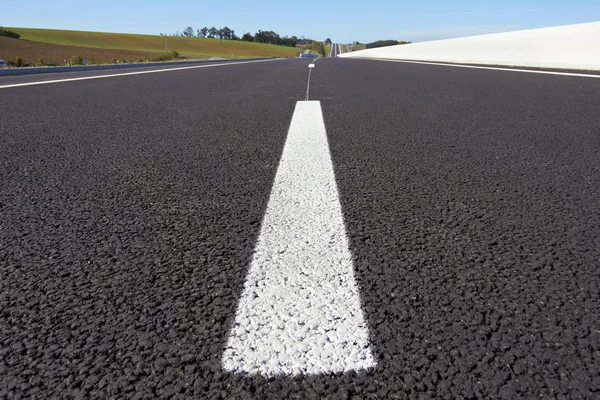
[311,41,327,57]
[0,36,169,66]
[349,42,366,51]
[348,39,410,52]
[0,27,21,39]
[366,39,411,49]
[1,27,301,67]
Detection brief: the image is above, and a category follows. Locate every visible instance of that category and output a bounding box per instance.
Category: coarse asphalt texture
[1,56,599,399]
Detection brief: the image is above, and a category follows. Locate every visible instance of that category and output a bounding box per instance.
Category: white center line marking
[0,59,280,89]
[305,63,315,101]
[222,101,375,376]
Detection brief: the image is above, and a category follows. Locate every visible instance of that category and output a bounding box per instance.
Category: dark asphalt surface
[0,59,277,86]
[2,58,599,399]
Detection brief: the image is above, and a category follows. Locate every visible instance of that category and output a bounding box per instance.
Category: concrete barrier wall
[0,58,268,77]
[340,22,600,71]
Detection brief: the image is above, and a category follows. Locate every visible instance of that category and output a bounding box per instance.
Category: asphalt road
[1,58,599,399]
[331,44,341,58]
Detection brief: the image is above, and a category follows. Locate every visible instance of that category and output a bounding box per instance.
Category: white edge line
[346,57,600,78]
[0,59,281,89]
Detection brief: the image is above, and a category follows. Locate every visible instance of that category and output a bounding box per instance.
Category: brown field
[0,36,163,65]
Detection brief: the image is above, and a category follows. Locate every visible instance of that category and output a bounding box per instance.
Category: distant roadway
[1,56,599,399]
[331,43,341,58]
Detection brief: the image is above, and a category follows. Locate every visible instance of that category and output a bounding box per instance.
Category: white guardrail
[339,22,600,71]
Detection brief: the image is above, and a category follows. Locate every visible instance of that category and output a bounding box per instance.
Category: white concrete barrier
[340,22,600,71]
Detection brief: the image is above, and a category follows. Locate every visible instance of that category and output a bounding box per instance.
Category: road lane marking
[222,101,375,376]
[0,59,280,89]
[305,63,314,101]
[347,57,600,78]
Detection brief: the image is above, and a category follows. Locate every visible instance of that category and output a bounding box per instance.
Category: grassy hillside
[350,44,367,52]
[0,36,161,65]
[5,27,300,59]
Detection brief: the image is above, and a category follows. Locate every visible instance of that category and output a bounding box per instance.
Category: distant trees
[218,26,236,40]
[0,28,20,39]
[324,38,332,44]
[173,25,299,47]
[252,30,297,47]
[296,37,313,45]
[365,40,411,49]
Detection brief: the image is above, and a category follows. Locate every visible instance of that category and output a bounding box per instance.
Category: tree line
[0,28,21,39]
[161,26,238,40]
[365,40,411,49]
[161,27,314,48]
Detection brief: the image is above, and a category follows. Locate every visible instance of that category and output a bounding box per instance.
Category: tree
[254,30,279,45]
[200,27,208,38]
[208,27,217,38]
[242,32,253,42]
[221,26,232,40]
[183,26,194,37]
[325,38,332,44]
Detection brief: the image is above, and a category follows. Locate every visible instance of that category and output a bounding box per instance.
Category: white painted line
[305,66,313,101]
[349,57,600,79]
[222,101,375,376]
[0,59,280,89]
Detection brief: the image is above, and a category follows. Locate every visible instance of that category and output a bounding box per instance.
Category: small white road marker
[222,101,375,376]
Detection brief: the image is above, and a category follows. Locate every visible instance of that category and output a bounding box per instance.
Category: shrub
[170,50,179,58]
[365,40,411,49]
[15,57,23,67]
[0,28,20,39]
[152,54,173,62]
[310,41,325,57]
[70,55,83,65]
[37,58,44,66]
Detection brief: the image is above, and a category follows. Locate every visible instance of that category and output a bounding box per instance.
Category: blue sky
[3,0,600,43]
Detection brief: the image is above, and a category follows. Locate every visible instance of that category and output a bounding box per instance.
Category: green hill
[3,27,300,62]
